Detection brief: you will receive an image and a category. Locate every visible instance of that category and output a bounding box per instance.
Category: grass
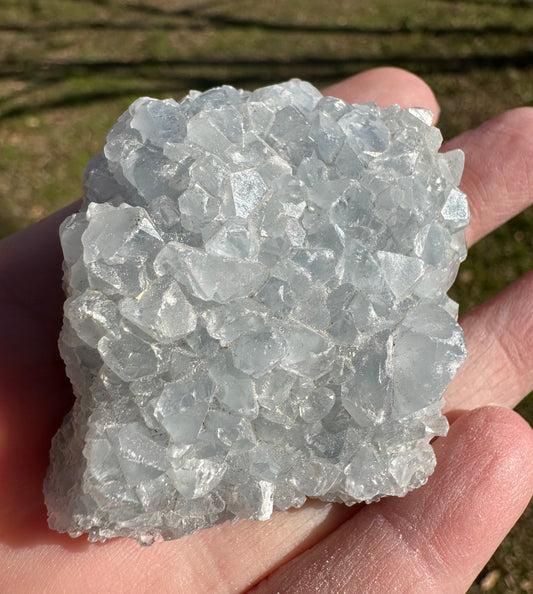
[0,1,532,590]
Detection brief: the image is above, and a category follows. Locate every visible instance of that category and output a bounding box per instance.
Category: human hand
[0,67,532,594]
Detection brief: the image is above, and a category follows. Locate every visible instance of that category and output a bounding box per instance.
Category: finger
[251,406,533,594]
[445,269,533,413]
[0,201,78,340]
[323,67,440,122]
[442,107,533,247]
[0,203,80,550]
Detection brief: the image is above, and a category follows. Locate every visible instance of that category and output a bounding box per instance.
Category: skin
[0,67,532,593]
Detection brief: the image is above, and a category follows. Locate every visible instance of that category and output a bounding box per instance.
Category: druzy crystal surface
[45,79,469,544]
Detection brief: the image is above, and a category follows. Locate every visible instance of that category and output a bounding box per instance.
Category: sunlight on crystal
[45,79,468,544]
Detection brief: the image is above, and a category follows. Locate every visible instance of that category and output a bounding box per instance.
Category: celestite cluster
[44,79,469,544]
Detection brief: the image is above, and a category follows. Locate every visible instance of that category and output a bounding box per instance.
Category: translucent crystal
[230,169,269,217]
[231,328,287,377]
[45,79,468,544]
[119,276,196,341]
[154,375,215,444]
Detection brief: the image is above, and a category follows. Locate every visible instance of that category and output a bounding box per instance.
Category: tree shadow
[1,51,533,121]
[2,0,532,121]
[1,16,533,36]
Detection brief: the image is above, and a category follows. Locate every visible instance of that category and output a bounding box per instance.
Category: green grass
[0,1,532,590]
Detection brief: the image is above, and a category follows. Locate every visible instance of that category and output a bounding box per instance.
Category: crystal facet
[45,79,468,544]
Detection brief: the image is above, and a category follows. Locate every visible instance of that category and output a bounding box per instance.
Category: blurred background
[0,0,532,590]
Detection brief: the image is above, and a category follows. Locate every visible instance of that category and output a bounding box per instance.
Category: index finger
[323,67,440,122]
[443,107,533,247]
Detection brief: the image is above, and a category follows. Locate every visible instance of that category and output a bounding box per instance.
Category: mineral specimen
[44,79,469,544]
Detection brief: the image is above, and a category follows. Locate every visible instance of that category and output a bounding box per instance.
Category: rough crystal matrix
[45,79,469,544]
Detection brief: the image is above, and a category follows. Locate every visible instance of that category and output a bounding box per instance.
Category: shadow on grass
[458,0,533,6]
[1,52,533,121]
[2,18,533,35]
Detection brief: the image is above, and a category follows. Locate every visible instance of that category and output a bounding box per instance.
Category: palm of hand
[0,68,532,594]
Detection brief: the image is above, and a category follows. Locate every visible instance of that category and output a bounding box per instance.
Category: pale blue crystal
[45,79,468,544]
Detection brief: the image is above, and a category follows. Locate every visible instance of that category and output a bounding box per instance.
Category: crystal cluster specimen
[44,79,469,544]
